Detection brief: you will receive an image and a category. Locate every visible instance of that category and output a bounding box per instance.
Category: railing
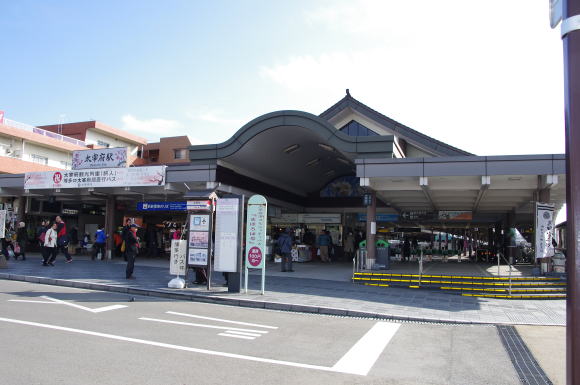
[2,118,86,147]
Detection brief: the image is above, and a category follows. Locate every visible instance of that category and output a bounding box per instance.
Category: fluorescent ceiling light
[283,144,300,154]
[318,143,334,151]
[305,158,320,167]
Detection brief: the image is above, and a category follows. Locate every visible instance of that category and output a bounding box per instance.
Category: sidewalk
[0,253,566,326]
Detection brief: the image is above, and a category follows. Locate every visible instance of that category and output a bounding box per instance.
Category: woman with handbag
[43,222,58,266]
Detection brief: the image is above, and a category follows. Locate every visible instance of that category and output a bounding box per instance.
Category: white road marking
[218,333,256,340]
[41,296,127,313]
[331,322,400,376]
[8,299,59,304]
[224,330,263,337]
[0,317,335,374]
[140,317,269,334]
[166,311,278,329]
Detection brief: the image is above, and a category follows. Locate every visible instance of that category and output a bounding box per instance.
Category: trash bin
[375,247,390,270]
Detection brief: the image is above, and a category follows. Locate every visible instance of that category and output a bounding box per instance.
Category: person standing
[93,225,107,260]
[125,224,139,279]
[15,222,28,261]
[317,230,332,262]
[43,222,58,266]
[344,232,355,259]
[55,216,72,263]
[121,218,132,261]
[277,227,294,272]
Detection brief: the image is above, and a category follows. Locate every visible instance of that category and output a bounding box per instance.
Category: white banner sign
[24,166,166,189]
[72,147,128,169]
[535,202,555,259]
[0,210,5,239]
[214,198,240,272]
[169,240,187,275]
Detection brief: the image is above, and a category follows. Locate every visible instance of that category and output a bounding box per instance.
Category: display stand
[183,200,214,291]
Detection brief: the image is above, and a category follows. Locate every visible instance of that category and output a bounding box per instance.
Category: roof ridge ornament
[346,88,350,96]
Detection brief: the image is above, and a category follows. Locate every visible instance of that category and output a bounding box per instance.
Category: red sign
[52,172,63,184]
[247,246,263,267]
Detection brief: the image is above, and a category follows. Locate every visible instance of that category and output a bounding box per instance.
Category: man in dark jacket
[16,222,28,261]
[125,224,139,279]
[277,228,294,272]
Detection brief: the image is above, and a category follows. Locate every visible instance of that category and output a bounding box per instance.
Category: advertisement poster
[169,240,187,275]
[535,202,555,259]
[188,248,208,265]
[245,195,267,269]
[72,147,127,169]
[189,231,209,249]
[214,198,240,272]
[190,214,210,231]
[24,166,166,189]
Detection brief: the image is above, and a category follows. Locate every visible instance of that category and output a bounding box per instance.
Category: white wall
[85,129,139,156]
[22,142,72,169]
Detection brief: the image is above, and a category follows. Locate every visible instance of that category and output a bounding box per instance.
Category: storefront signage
[187,200,212,211]
[535,202,555,259]
[438,211,473,221]
[270,213,341,224]
[214,198,241,272]
[169,240,187,275]
[72,147,127,170]
[245,195,267,294]
[401,211,435,221]
[24,166,166,189]
[138,202,187,211]
[357,213,399,222]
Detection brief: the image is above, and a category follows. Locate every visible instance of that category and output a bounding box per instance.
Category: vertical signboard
[0,210,5,238]
[244,195,267,294]
[535,202,556,259]
[214,198,241,272]
[169,240,187,276]
[185,200,214,290]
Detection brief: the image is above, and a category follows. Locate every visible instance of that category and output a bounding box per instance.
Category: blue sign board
[357,213,399,222]
[137,201,187,211]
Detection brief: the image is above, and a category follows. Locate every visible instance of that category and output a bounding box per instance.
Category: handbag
[120,241,126,253]
[14,243,21,254]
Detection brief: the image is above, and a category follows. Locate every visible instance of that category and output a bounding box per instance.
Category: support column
[365,191,376,262]
[563,1,580,382]
[105,196,116,260]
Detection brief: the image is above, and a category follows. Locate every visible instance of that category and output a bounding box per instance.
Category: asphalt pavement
[0,280,533,385]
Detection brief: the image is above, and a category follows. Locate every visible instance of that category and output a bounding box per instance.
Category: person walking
[15,222,28,261]
[37,220,49,265]
[43,222,58,266]
[277,227,294,272]
[125,224,139,279]
[55,216,72,263]
[317,230,332,262]
[93,225,107,260]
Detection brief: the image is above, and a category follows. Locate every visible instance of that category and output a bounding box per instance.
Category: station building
[0,92,567,279]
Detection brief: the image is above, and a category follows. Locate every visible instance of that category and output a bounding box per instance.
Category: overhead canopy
[189,110,394,196]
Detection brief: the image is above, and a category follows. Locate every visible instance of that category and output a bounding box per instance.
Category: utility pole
[560,0,580,383]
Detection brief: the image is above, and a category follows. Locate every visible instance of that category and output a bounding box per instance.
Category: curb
[0,273,565,327]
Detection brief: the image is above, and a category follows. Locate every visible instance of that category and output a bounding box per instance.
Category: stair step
[352,277,566,287]
[353,272,562,281]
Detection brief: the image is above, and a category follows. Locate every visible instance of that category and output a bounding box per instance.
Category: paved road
[0,280,527,385]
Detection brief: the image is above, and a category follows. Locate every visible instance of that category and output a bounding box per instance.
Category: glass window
[31,154,48,165]
[174,149,186,159]
[339,120,379,136]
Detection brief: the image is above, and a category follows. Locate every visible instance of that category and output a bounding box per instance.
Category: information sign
[190,214,210,231]
[214,198,240,272]
[245,195,267,294]
[188,248,208,265]
[169,240,187,275]
[72,147,127,169]
[535,202,555,259]
[189,231,209,248]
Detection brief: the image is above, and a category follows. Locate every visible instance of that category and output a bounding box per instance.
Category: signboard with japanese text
[72,147,127,169]
[357,213,399,222]
[270,213,341,224]
[214,198,240,272]
[190,214,210,231]
[438,211,473,221]
[186,200,212,211]
[169,240,187,275]
[24,166,166,189]
[535,202,555,259]
[0,210,5,238]
[189,231,209,249]
[245,195,267,269]
[138,201,187,211]
[188,248,208,265]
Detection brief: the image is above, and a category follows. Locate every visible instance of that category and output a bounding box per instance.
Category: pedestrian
[317,230,332,262]
[43,222,58,266]
[37,220,49,264]
[344,232,355,259]
[15,222,28,261]
[277,227,294,272]
[93,225,107,260]
[125,223,139,279]
[121,218,132,261]
[55,216,72,263]
[113,230,123,258]
[403,238,411,262]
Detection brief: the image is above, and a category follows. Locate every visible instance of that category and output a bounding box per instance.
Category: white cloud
[261,1,565,156]
[121,114,204,144]
[187,108,244,127]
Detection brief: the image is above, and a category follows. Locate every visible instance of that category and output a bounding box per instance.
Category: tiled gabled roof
[319,91,473,156]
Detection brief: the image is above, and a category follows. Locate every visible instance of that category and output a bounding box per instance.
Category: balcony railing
[2,118,86,147]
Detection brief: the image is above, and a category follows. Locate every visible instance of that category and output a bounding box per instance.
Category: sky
[0,0,566,157]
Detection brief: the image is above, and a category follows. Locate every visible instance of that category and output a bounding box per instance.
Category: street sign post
[244,195,267,294]
[214,196,245,293]
[185,200,214,291]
